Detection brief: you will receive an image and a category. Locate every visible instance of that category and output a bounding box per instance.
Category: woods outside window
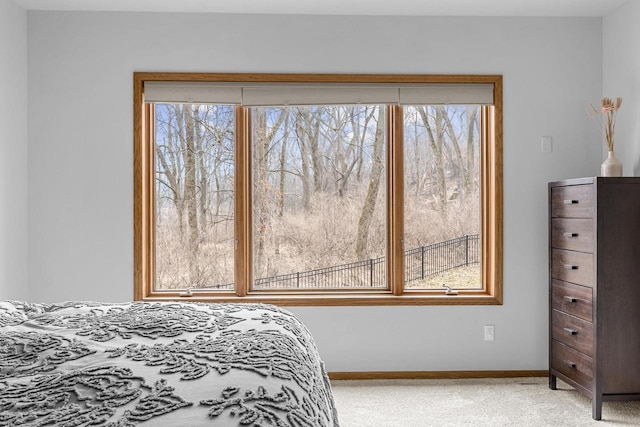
[134,73,502,306]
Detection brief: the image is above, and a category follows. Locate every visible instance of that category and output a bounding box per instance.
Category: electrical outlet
[484,325,495,341]
[541,136,553,153]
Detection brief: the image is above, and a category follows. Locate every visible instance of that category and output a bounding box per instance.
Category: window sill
[138,291,502,306]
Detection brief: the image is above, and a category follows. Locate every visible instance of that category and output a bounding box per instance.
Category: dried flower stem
[588,97,622,151]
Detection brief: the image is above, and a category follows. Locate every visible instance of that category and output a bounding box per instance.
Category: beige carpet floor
[330,377,640,426]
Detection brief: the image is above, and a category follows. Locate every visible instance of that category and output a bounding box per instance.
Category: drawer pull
[563,296,578,303]
[563,328,578,335]
[563,264,578,270]
[563,199,579,205]
[565,360,577,369]
[563,232,579,238]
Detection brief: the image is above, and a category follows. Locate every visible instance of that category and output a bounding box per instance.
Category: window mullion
[388,105,405,296]
[145,103,156,299]
[235,106,251,297]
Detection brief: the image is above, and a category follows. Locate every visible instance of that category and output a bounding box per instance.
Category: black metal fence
[254,257,386,289]
[253,234,479,290]
[404,234,479,283]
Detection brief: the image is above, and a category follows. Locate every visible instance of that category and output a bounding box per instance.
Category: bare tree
[252,108,286,276]
[294,112,313,211]
[355,109,384,260]
[278,111,290,218]
[323,107,375,198]
[420,106,447,215]
[155,104,237,288]
[181,106,200,284]
[465,108,478,195]
[155,110,185,236]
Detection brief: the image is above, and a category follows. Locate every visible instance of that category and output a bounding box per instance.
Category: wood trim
[133,75,149,301]
[491,77,504,304]
[388,106,404,296]
[146,104,156,299]
[235,107,250,297]
[134,72,502,85]
[480,95,503,305]
[328,370,549,380]
[139,293,501,306]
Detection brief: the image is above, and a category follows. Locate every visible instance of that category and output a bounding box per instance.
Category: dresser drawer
[551,185,594,218]
[551,218,593,253]
[551,249,594,287]
[551,280,593,322]
[552,340,593,390]
[552,310,593,356]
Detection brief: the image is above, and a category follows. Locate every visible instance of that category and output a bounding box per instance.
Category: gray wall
[26,11,603,372]
[604,0,640,176]
[0,0,28,301]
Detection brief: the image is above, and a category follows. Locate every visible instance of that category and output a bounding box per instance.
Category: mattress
[0,300,339,426]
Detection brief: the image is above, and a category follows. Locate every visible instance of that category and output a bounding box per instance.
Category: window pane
[251,106,387,290]
[154,104,235,290]
[403,106,481,290]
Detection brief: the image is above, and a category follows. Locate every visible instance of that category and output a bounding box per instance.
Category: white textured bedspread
[0,300,339,426]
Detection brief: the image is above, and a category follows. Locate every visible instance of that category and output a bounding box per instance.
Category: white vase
[601,151,623,177]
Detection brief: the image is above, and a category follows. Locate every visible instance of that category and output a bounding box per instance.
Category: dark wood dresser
[549,177,640,420]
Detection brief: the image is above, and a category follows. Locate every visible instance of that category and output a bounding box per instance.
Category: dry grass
[406,264,481,289]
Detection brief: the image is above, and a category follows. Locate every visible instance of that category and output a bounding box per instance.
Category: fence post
[369,259,374,287]
[296,271,300,288]
[421,245,425,279]
[465,235,469,266]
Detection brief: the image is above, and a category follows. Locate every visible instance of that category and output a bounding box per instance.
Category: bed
[0,300,339,426]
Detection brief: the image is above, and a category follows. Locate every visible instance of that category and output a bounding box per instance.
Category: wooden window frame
[133,72,503,306]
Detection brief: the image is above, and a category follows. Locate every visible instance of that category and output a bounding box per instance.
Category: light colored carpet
[330,377,640,426]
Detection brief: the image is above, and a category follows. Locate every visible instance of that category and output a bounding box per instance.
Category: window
[134,73,502,306]
[403,105,481,290]
[251,105,387,290]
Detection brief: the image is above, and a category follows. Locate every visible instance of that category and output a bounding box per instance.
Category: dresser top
[549,177,640,188]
